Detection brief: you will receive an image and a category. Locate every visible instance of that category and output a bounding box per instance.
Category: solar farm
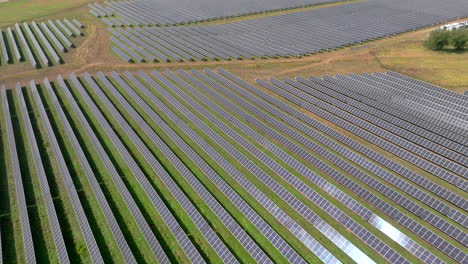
[0,0,467,263]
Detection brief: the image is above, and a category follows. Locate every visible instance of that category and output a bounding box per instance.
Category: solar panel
[48,20,73,48]
[14,23,36,68]
[2,86,37,264]
[0,29,9,64]
[214,68,464,262]
[22,22,49,66]
[93,72,242,264]
[40,23,65,52]
[31,21,60,63]
[6,27,21,61]
[55,20,73,37]
[67,72,205,264]
[63,19,82,36]
[56,75,170,263]
[43,78,137,263]
[30,80,104,263]
[126,70,311,264]
[15,84,70,264]
[72,19,84,28]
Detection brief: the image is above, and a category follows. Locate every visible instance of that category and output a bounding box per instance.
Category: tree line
[425,28,468,51]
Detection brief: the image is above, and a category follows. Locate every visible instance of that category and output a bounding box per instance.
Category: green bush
[450,29,468,50]
[425,28,468,51]
[425,29,450,50]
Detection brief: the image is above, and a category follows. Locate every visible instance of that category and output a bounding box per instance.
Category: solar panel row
[100,72,273,263]
[31,22,60,64]
[130,71,312,264]
[192,69,460,263]
[283,77,466,167]
[15,85,70,264]
[30,80,104,263]
[143,69,410,264]
[0,29,9,64]
[44,78,137,263]
[93,0,340,26]
[150,70,363,263]
[68,73,206,263]
[2,87,37,264]
[106,0,467,63]
[55,75,171,263]
[251,77,467,256]
[0,20,83,68]
[118,70,313,264]
[266,78,467,179]
[1,69,465,263]
[85,73,239,264]
[289,77,467,212]
[342,74,468,143]
[164,69,429,264]
[327,75,468,148]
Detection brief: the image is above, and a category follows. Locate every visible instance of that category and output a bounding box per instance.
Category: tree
[425,29,450,50]
[450,29,468,50]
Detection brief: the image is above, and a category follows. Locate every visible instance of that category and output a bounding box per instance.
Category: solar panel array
[90,0,342,25]
[2,87,36,264]
[0,19,84,68]
[103,0,468,63]
[0,69,466,264]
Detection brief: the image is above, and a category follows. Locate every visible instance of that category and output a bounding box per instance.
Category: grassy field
[0,0,95,27]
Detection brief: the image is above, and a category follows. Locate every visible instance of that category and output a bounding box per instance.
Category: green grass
[0,0,93,27]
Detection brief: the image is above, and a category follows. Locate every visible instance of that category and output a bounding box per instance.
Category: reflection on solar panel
[104,0,468,63]
[1,69,465,264]
[2,87,37,264]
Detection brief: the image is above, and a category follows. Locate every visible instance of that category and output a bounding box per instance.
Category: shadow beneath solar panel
[24,87,83,263]
[0,91,18,264]
[8,91,51,262]
[51,81,147,263]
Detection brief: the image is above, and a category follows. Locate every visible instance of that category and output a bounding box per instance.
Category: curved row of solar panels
[104,0,467,63]
[0,69,466,263]
[88,0,342,25]
[0,19,83,68]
